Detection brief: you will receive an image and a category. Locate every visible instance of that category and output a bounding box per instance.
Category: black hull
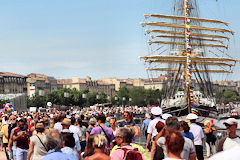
[162,105,217,117]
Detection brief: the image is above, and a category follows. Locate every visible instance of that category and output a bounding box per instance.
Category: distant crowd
[0,106,239,160]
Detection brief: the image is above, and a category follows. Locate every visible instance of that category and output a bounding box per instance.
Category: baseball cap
[223,118,238,126]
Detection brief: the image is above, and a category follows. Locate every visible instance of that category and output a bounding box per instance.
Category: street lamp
[64,92,69,98]
[82,93,86,109]
[122,97,126,107]
[129,98,132,106]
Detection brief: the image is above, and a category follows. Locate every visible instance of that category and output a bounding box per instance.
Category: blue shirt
[41,150,78,160]
[181,131,194,141]
[141,118,151,131]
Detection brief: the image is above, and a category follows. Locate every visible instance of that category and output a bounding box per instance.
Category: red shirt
[13,127,29,149]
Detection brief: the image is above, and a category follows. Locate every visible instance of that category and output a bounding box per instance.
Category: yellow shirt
[1,124,8,143]
[110,143,150,160]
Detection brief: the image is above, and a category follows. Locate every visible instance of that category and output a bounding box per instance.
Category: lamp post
[129,98,132,106]
[114,96,118,106]
[122,97,126,107]
[82,93,86,109]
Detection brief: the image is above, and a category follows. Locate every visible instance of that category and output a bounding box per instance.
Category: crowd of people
[0,106,239,160]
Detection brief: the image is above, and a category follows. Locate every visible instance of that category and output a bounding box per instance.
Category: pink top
[111,145,146,160]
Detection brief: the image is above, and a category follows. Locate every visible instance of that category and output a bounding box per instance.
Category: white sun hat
[151,107,162,115]
[187,113,198,120]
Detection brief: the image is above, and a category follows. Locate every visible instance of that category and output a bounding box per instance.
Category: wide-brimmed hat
[151,107,162,115]
[187,113,198,120]
[61,118,71,126]
[223,118,238,126]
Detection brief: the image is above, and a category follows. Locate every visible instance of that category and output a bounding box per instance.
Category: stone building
[0,72,27,94]
[58,76,116,97]
[0,72,27,111]
[27,73,58,97]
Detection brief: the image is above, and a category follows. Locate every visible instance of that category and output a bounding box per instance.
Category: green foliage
[27,88,108,108]
[214,89,240,104]
[115,87,163,106]
[0,99,10,108]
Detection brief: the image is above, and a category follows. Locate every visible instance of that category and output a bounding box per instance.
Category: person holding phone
[204,120,217,158]
[13,119,30,160]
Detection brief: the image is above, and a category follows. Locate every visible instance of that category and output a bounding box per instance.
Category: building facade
[27,73,58,97]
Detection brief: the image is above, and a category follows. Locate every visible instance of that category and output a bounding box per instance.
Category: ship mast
[184,0,191,113]
[140,0,239,115]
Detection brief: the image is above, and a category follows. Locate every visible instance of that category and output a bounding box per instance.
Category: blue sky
[0,0,239,80]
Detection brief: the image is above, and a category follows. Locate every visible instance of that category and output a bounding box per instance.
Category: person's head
[165,130,185,157]
[83,134,95,157]
[89,118,97,126]
[145,113,150,119]
[35,122,45,133]
[96,114,106,124]
[92,134,107,150]
[151,107,162,118]
[61,118,71,129]
[123,111,131,121]
[106,117,111,123]
[155,121,165,133]
[62,132,75,148]
[18,119,25,129]
[187,113,198,123]
[9,115,16,124]
[179,121,190,133]
[166,116,179,130]
[49,119,55,129]
[71,117,76,125]
[109,118,116,128]
[46,130,62,151]
[115,127,133,146]
[204,120,211,128]
[224,118,238,134]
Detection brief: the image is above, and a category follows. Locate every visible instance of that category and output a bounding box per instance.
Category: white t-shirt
[147,117,165,138]
[157,136,194,160]
[189,123,204,145]
[223,137,240,151]
[69,125,82,138]
[54,122,62,132]
[209,146,240,160]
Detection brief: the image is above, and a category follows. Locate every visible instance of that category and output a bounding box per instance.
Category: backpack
[121,147,144,160]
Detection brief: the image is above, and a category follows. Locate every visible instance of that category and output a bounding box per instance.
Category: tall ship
[140,0,239,117]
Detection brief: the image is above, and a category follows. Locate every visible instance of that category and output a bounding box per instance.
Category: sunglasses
[124,115,129,117]
[115,136,122,139]
[225,124,232,127]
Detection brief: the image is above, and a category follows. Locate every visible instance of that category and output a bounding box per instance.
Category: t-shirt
[54,123,62,132]
[147,117,165,138]
[157,136,195,160]
[189,123,204,145]
[1,124,8,143]
[13,127,29,149]
[69,125,82,138]
[209,146,240,160]
[90,126,114,149]
[119,120,136,127]
[10,127,18,147]
[111,145,146,160]
[223,137,240,151]
[30,135,47,160]
[181,131,194,141]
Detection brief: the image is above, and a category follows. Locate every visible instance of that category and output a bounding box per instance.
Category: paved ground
[0,151,7,160]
